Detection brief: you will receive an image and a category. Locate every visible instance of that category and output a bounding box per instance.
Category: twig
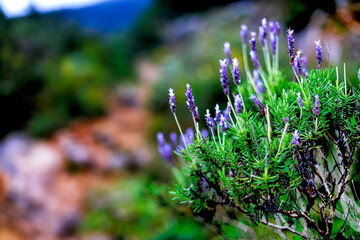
[260,219,308,239]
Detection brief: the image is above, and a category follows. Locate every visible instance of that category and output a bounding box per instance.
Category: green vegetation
[0,13,134,137]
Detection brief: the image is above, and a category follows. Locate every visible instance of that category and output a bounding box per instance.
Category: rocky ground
[0,59,159,240]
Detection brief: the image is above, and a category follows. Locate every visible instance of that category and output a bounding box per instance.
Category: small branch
[314,164,331,197]
[278,208,323,235]
[260,219,308,239]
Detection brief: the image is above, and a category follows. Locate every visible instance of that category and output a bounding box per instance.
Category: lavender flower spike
[219,59,230,95]
[259,26,266,47]
[157,132,165,146]
[268,21,274,33]
[295,51,303,76]
[261,17,267,34]
[270,31,276,56]
[249,94,265,115]
[220,114,229,132]
[185,83,196,113]
[249,32,257,52]
[275,22,280,36]
[169,88,176,113]
[232,58,241,85]
[193,106,199,123]
[169,132,177,146]
[287,29,295,66]
[214,104,221,124]
[234,94,243,114]
[314,40,322,69]
[302,55,308,73]
[205,109,214,129]
[240,25,248,44]
[250,50,260,69]
[158,142,173,164]
[224,42,232,64]
[291,130,300,145]
[157,132,173,164]
[314,95,320,117]
[226,101,231,113]
[297,92,303,108]
[253,70,265,93]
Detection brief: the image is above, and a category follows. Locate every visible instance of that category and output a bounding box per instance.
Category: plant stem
[173,113,188,150]
[210,128,219,150]
[266,105,272,147]
[344,63,347,98]
[237,86,246,112]
[276,122,290,156]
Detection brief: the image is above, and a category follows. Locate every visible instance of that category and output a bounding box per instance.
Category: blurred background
[0,0,360,239]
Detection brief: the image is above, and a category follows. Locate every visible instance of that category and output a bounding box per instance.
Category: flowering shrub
[158,18,360,239]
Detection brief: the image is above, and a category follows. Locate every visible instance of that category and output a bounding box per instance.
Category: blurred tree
[0,11,134,137]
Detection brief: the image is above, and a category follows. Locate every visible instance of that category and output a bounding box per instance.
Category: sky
[0,0,106,17]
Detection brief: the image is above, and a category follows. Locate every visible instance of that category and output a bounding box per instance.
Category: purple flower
[201,129,209,138]
[249,32,257,52]
[302,55,308,73]
[249,94,265,116]
[219,59,230,95]
[185,83,199,122]
[214,104,221,124]
[205,109,214,129]
[314,95,320,117]
[180,128,194,147]
[297,92,303,108]
[275,22,280,36]
[232,58,241,85]
[253,70,265,93]
[259,26,266,47]
[224,42,232,64]
[220,114,229,132]
[186,128,194,142]
[240,25,248,44]
[185,83,196,112]
[201,177,209,193]
[291,130,300,145]
[287,29,295,66]
[169,132,177,146]
[194,106,199,123]
[250,50,260,69]
[268,21,274,33]
[314,40,322,69]
[223,110,231,125]
[283,117,289,123]
[157,132,165,146]
[157,132,173,164]
[226,101,231,113]
[294,51,303,76]
[223,107,231,125]
[358,68,360,80]
[234,95,243,114]
[169,88,176,113]
[270,31,276,56]
[261,18,267,35]
[158,143,173,164]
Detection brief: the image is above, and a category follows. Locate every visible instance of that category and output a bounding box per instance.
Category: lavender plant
[158,18,360,239]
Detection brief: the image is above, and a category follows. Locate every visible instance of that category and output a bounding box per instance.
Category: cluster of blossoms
[156,16,360,240]
[157,127,209,162]
[287,28,322,78]
[185,83,199,122]
[158,18,326,162]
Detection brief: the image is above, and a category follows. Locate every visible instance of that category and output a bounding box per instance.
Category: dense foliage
[158,18,360,239]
